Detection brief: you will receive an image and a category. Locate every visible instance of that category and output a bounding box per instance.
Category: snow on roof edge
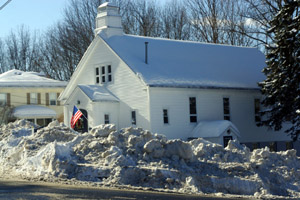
[120,33,261,50]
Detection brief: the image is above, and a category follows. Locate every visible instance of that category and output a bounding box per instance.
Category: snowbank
[0,120,299,198]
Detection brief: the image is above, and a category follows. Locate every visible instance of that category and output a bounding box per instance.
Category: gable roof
[78,85,119,102]
[100,33,266,90]
[0,69,67,88]
[191,120,241,138]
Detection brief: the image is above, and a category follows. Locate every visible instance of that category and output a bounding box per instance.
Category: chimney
[145,42,149,64]
[95,2,123,37]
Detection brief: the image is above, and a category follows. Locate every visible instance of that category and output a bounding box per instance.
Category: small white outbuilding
[59,2,297,151]
[190,120,241,147]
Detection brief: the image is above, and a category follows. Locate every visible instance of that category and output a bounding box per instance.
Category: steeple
[95,2,123,37]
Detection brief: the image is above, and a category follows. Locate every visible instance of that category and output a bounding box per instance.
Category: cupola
[95,2,123,37]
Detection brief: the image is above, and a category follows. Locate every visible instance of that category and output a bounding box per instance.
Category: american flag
[70,106,83,129]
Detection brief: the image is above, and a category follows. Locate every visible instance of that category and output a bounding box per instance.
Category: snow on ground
[0,120,300,199]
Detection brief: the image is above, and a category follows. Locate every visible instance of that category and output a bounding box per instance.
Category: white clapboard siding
[149,87,291,142]
[102,39,150,130]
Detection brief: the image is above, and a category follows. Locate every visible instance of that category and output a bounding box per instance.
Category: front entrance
[74,109,88,133]
[223,136,233,147]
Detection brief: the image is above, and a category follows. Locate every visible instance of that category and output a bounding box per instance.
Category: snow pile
[0,120,300,198]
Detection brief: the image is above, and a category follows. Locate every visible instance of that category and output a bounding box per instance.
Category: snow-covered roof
[78,85,119,102]
[99,2,118,8]
[12,105,57,118]
[100,33,266,89]
[191,120,240,138]
[0,69,67,87]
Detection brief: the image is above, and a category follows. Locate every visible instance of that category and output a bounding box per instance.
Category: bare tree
[0,39,7,73]
[5,25,41,72]
[122,0,161,37]
[187,0,226,43]
[240,0,284,49]
[40,0,106,80]
[187,0,254,46]
[161,0,191,40]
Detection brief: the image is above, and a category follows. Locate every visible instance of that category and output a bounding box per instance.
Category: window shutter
[38,93,41,105]
[27,93,30,104]
[46,93,49,106]
[57,93,60,106]
[7,93,10,107]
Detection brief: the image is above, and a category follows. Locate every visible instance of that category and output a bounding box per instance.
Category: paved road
[0,179,249,200]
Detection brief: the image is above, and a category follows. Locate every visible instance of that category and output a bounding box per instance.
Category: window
[104,114,110,124]
[0,93,7,106]
[30,93,38,104]
[189,97,197,123]
[101,66,106,83]
[286,141,293,150]
[254,98,261,123]
[163,109,169,124]
[252,142,260,150]
[108,65,112,82]
[131,111,136,125]
[95,65,112,84]
[49,93,57,105]
[223,97,230,121]
[37,118,53,126]
[95,67,100,83]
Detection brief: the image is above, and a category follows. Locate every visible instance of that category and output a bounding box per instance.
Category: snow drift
[0,120,299,198]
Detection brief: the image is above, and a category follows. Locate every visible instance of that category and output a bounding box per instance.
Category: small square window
[190,116,197,123]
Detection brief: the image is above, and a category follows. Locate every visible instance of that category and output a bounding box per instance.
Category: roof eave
[148,84,261,91]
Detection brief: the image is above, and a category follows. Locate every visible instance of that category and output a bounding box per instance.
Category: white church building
[59,2,298,151]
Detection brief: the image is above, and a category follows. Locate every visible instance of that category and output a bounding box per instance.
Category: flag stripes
[70,106,83,129]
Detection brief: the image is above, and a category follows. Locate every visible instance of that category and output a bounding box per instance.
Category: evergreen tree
[259,0,300,140]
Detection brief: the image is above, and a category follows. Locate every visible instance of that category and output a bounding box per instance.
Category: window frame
[30,93,38,105]
[163,109,169,124]
[49,93,57,106]
[254,98,261,123]
[131,110,137,126]
[95,64,113,84]
[189,97,197,123]
[0,93,7,106]
[104,114,110,124]
[223,97,231,121]
[107,65,112,82]
[95,67,100,84]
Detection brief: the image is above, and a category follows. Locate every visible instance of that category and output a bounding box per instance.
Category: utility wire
[0,0,12,11]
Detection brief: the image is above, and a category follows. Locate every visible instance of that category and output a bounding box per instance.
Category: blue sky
[0,0,170,38]
[0,0,69,38]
